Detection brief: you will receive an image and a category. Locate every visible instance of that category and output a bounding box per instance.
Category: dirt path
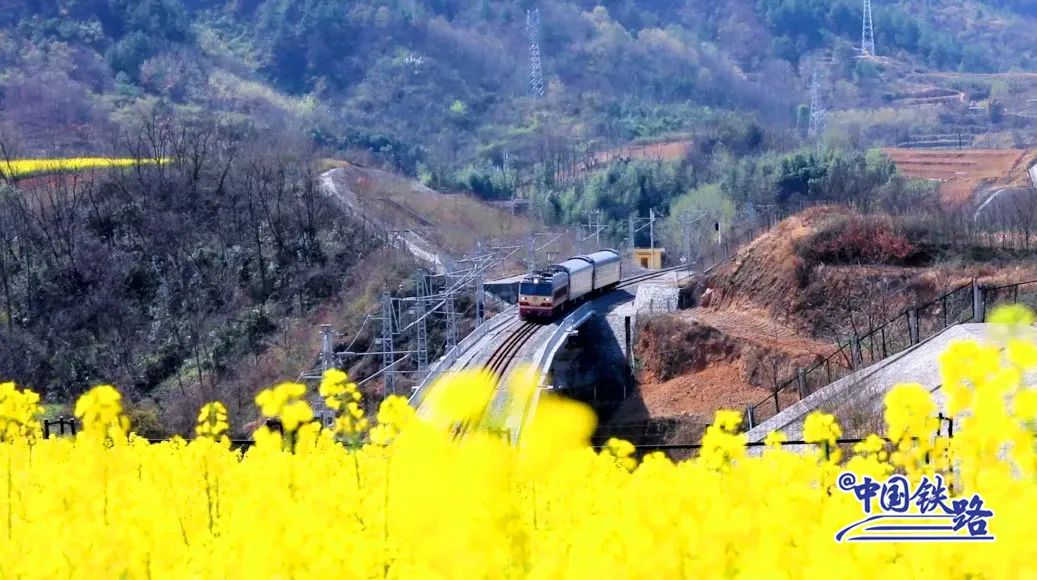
[682,307,836,359]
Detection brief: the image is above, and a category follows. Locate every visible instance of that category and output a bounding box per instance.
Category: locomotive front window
[520,282,553,296]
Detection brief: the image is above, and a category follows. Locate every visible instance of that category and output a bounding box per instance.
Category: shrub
[799,214,919,265]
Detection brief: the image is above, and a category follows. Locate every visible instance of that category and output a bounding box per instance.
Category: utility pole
[443,276,458,354]
[629,211,660,254]
[526,8,546,99]
[475,271,485,328]
[682,216,693,261]
[808,67,827,141]
[414,273,429,371]
[527,231,536,268]
[319,324,334,373]
[677,210,711,263]
[309,324,337,426]
[862,0,876,56]
[597,212,603,250]
[579,210,607,253]
[649,208,655,252]
[380,291,396,396]
[628,213,636,255]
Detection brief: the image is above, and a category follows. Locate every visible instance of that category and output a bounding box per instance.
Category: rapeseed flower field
[0,157,165,179]
[0,309,1034,577]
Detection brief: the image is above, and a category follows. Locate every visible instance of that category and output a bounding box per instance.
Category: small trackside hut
[518,249,622,320]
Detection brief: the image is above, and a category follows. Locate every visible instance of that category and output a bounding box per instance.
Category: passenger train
[518,250,622,320]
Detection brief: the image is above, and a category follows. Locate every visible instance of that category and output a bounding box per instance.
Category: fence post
[972,280,985,323]
[773,390,781,414]
[908,309,920,345]
[745,404,755,431]
[797,368,807,399]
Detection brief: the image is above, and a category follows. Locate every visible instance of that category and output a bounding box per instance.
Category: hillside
[4,0,1037,183]
[616,205,1037,441]
[0,130,571,435]
[5,1,1037,435]
[884,148,1033,208]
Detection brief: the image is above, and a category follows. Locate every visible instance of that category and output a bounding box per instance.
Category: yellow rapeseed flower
[0,309,1035,577]
[0,157,168,179]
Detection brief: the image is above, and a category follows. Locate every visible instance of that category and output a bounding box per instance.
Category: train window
[553,288,567,299]
[520,282,553,296]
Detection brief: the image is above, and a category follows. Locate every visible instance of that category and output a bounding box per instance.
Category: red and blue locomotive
[518,250,622,320]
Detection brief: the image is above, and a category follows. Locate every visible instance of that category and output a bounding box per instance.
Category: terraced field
[883,148,1029,208]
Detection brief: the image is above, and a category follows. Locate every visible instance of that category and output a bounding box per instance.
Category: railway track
[483,322,539,383]
[476,266,685,382]
[454,267,685,383]
[615,265,686,290]
[437,266,691,438]
[445,320,540,439]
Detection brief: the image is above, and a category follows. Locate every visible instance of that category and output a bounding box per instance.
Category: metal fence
[591,418,704,448]
[983,279,1037,314]
[607,414,956,463]
[42,417,256,449]
[746,282,977,428]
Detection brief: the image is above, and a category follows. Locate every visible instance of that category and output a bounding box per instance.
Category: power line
[578,210,606,253]
[628,210,660,253]
[313,241,525,399]
[675,210,711,263]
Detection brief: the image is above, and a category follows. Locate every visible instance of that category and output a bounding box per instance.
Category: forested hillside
[3,1,1036,178]
[0,115,385,431]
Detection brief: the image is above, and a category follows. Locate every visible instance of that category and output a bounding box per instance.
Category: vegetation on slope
[3,0,1035,185]
[0,112,382,431]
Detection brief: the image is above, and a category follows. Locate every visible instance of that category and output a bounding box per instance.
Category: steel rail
[483,322,540,385]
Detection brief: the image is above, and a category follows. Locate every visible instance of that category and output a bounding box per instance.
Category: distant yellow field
[1,157,167,179]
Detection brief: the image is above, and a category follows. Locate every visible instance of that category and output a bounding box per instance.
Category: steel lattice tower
[443,277,459,354]
[526,8,546,98]
[414,273,429,371]
[808,68,827,140]
[380,291,396,396]
[862,0,876,56]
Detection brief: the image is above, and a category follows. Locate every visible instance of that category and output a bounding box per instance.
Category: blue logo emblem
[835,472,995,542]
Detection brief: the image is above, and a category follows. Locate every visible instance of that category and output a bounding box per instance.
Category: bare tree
[0,123,23,184]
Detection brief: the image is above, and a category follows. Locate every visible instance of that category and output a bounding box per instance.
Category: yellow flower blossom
[803,412,842,462]
[0,310,1033,577]
[764,430,787,447]
[0,157,167,179]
